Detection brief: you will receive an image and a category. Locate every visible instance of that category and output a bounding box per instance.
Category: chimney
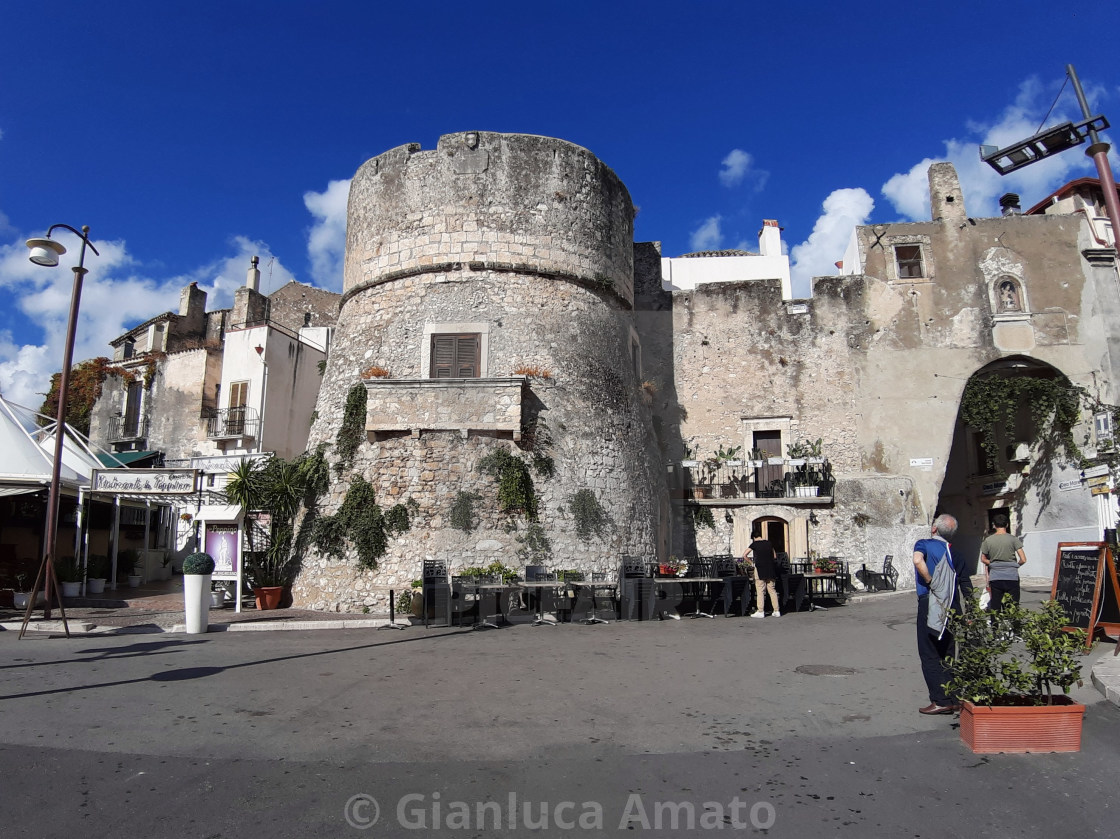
[246,255,261,292]
[177,282,207,335]
[928,162,967,223]
[759,219,782,257]
[999,193,1022,216]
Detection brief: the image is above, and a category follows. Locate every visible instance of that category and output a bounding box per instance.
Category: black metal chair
[619,556,654,620]
[450,575,478,627]
[422,560,450,628]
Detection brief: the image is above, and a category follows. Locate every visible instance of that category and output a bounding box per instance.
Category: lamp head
[25,237,67,267]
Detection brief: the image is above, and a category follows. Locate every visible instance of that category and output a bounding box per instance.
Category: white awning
[195,504,245,523]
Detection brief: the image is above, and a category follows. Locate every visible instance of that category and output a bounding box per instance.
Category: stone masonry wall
[293,132,663,611]
[345,131,635,306]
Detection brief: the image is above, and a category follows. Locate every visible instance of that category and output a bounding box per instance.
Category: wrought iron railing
[206,406,260,439]
[108,415,149,442]
[681,459,833,501]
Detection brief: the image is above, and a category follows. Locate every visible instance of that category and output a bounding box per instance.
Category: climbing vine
[312,476,416,570]
[568,488,608,539]
[449,491,482,532]
[960,374,1082,474]
[478,448,540,521]
[334,383,367,474]
[691,505,716,530]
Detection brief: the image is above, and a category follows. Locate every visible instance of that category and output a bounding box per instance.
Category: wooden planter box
[959,696,1084,753]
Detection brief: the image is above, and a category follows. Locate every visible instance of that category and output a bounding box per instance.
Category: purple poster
[205,526,239,576]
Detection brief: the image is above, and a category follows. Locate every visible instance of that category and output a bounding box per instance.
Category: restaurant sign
[93,469,197,495]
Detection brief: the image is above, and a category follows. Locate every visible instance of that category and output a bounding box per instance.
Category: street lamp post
[19,224,99,639]
[980,64,1119,248]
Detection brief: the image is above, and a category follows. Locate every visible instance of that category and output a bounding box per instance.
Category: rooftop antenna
[265,256,275,293]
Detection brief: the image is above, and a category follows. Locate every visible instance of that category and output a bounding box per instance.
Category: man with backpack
[912,513,973,715]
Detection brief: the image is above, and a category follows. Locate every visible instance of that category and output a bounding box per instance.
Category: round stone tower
[294,131,664,611]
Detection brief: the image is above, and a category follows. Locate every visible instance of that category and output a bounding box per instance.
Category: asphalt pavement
[1,582,1117,838]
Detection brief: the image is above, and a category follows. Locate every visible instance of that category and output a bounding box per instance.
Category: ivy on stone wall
[516,522,553,564]
[960,374,1082,474]
[568,488,608,539]
[691,505,716,530]
[478,448,539,521]
[449,491,482,532]
[334,383,367,475]
[311,475,416,570]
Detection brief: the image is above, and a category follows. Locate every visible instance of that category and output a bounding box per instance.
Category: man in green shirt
[979,513,1027,611]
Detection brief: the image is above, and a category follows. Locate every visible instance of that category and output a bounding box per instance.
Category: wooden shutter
[430,334,480,378]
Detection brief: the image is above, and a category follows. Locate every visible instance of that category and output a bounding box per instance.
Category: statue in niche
[998,279,1021,312]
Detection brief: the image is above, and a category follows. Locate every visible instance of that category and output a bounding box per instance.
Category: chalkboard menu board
[1051,543,1120,642]
[1052,547,1102,629]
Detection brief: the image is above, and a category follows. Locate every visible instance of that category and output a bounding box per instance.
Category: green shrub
[182,552,216,575]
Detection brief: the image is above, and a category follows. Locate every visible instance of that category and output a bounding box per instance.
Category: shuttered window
[430,334,480,378]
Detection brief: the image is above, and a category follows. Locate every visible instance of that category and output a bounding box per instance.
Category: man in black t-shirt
[745,527,781,617]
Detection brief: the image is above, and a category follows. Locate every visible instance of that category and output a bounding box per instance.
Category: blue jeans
[917,594,953,704]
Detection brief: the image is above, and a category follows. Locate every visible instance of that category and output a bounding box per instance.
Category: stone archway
[937,356,1095,576]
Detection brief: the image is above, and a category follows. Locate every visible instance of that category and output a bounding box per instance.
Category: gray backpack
[926,545,956,640]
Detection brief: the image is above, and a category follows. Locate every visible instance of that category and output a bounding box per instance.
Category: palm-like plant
[223,448,329,587]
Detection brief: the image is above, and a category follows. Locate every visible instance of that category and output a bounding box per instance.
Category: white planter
[724,460,743,467]
[127,575,142,588]
[13,592,30,609]
[807,457,826,465]
[183,573,212,634]
[210,590,225,609]
[795,485,819,497]
[86,578,106,595]
[60,581,82,598]
[788,458,806,467]
[747,460,764,468]
[767,457,784,465]
[681,460,701,467]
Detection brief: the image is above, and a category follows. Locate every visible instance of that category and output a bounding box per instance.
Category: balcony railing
[680,459,833,502]
[108,415,149,442]
[207,407,260,440]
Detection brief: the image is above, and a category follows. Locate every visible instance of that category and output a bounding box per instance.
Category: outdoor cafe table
[518,579,569,626]
[473,581,520,629]
[651,574,726,619]
[569,579,619,624]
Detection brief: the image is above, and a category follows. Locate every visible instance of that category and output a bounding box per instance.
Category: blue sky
[1,0,1117,408]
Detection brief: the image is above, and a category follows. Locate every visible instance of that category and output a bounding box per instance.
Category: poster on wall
[205,525,240,579]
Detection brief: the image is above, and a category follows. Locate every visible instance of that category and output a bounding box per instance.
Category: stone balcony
[364,377,526,440]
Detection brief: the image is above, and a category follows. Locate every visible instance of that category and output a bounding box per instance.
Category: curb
[1090,649,1120,707]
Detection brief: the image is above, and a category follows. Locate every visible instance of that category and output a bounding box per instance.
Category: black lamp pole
[19,224,99,638]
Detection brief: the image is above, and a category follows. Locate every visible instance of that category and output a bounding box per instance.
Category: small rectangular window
[430,334,480,378]
[895,245,924,279]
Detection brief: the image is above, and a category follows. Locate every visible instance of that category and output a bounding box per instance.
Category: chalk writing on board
[1053,549,1099,629]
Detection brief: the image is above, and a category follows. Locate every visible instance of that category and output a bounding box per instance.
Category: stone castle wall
[293,133,662,612]
[344,132,636,305]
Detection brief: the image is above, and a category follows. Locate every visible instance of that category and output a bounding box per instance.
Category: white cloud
[304,178,350,290]
[882,77,1105,221]
[789,188,875,297]
[0,225,300,409]
[719,149,751,188]
[689,215,723,251]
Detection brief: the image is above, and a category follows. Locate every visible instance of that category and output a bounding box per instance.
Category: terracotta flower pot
[254,586,285,610]
[959,696,1084,754]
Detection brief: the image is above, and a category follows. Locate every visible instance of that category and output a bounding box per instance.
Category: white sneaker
[771,611,781,617]
[750,612,766,619]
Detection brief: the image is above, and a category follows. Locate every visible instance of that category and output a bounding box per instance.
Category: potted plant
[118,549,142,587]
[946,597,1088,753]
[182,551,215,634]
[12,573,32,609]
[86,554,110,595]
[408,578,424,617]
[55,555,83,598]
[747,447,766,468]
[245,550,292,610]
